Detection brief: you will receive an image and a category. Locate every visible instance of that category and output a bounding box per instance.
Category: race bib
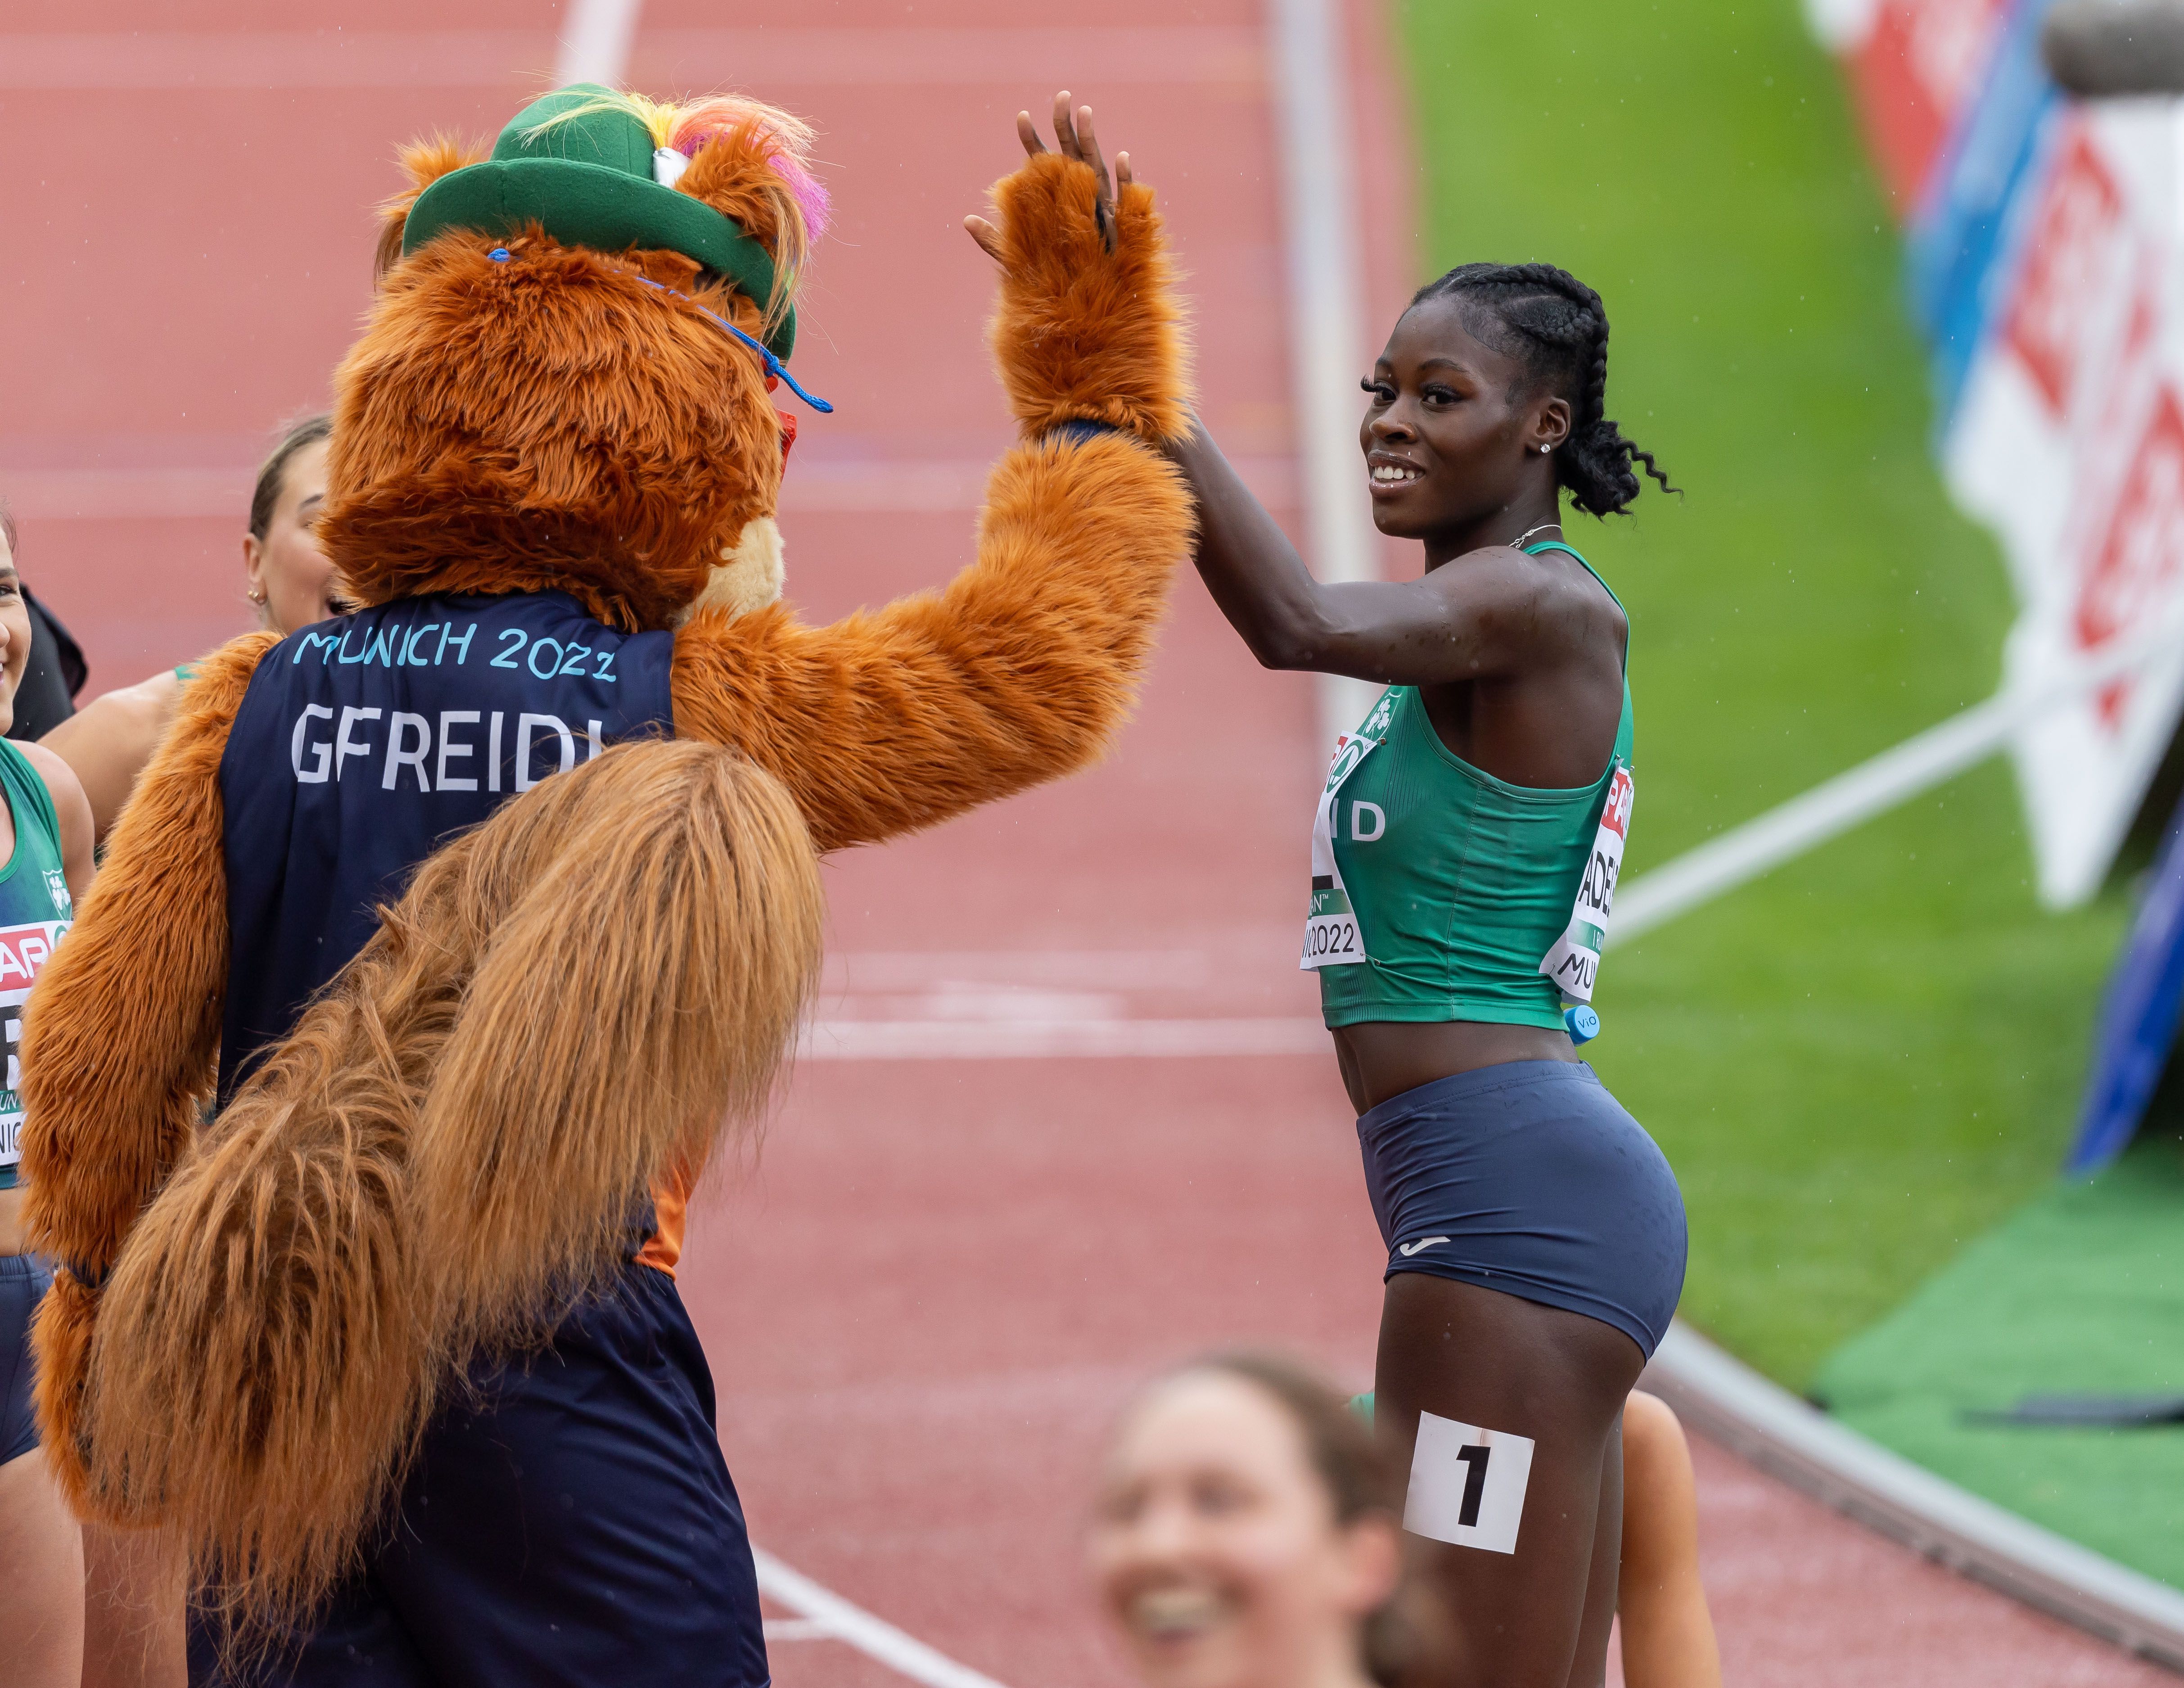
[1405,1411,1536,1555]
[1302,693,1393,972]
[0,919,66,1177]
[1538,765,1633,1005]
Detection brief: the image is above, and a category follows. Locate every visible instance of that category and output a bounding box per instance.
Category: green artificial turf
[1396,0,2134,1386]
[1812,1135,2184,1584]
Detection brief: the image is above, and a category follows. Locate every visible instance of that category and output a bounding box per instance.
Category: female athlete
[983,119,1682,1684]
[1177,244,1682,1686]
[45,413,336,843]
[0,525,101,1688]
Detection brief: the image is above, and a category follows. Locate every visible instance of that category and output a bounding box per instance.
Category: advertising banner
[1810,0,2184,905]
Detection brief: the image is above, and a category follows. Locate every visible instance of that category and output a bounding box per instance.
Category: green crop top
[1304,541,1633,1032]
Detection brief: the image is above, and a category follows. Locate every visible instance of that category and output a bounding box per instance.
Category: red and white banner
[1812,0,2184,906]
[1945,105,2184,904]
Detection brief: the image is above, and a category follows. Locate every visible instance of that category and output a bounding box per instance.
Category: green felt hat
[401,84,795,359]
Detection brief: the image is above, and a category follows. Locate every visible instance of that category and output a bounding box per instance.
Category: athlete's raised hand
[964,91,1132,262]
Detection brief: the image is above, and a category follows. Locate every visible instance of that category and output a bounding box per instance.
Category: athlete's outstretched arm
[19,632,272,1498]
[675,102,1193,854]
[1167,420,1601,687]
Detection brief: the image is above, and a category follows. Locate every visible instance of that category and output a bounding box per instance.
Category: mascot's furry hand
[968,94,1187,443]
[668,118,1195,850]
[21,86,1193,1515]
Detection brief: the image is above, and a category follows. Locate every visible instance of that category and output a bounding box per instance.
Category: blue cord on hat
[630,274,835,413]
[485,246,835,413]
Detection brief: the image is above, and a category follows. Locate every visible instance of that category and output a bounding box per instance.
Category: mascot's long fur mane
[65,742,823,1647]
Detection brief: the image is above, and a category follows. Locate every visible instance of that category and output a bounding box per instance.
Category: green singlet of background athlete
[972,98,1682,1688]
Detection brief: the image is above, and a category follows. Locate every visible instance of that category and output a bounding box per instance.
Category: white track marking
[822,949,1236,990]
[1614,611,2184,944]
[762,1617,838,1643]
[1269,0,1383,750]
[1,454,1302,522]
[556,0,642,87]
[754,1548,1014,1688]
[0,27,1263,91]
[1644,1320,2184,1667]
[799,1016,1326,1060]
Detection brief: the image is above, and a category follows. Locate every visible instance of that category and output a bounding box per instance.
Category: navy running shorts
[1357,1059,1687,1357]
[0,1253,51,1464]
[191,1258,768,1688]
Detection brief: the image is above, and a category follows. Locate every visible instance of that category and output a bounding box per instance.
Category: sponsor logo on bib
[0,918,68,1177]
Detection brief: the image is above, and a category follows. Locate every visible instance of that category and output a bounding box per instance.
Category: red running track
[0,4,2170,1684]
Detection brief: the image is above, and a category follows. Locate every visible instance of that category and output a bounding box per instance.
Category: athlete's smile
[1366,450,1427,499]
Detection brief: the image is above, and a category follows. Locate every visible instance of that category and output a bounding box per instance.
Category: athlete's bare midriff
[1334,1019,1576,1114]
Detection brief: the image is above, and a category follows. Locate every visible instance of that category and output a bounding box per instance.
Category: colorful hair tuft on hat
[663,97,831,242]
[523,87,830,339]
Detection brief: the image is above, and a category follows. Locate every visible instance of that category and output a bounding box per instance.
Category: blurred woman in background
[32,412,331,1687]
[45,414,335,843]
[1090,1353,1456,1688]
[0,520,101,1688]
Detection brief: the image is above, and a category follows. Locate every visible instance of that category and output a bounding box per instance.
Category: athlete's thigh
[1566,1414,1623,1688]
[1374,1273,1644,1688]
[0,1448,87,1688]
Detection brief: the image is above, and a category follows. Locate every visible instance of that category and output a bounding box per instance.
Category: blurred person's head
[245,414,337,633]
[1091,1354,1450,1688]
[0,499,35,733]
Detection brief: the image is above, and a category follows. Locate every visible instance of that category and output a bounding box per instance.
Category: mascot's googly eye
[489,248,510,263]
[652,147,690,189]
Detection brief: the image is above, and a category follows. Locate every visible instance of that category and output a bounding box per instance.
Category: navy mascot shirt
[219,592,675,1104]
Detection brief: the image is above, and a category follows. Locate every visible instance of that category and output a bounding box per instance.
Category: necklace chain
[1512,521,1563,550]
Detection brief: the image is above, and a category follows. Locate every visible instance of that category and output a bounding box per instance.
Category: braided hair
[1410,262,1675,518]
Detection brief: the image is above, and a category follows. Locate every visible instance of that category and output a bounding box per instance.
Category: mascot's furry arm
[18,631,275,1500]
[672,151,1194,852]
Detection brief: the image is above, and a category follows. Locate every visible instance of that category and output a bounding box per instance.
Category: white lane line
[556,0,642,88]
[1,455,1303,521]
[0,27,1260,91]
[1613,611,2184,944]
[753,1548,1013,1688]
[762,1617,838,1643]
[1268,0,1384,751]
[637,25,1260,85]
[799,1017,1326,1060]
[1643,1320,2184,1668]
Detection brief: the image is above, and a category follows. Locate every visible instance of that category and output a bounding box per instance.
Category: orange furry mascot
[18,83,1189,1684]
